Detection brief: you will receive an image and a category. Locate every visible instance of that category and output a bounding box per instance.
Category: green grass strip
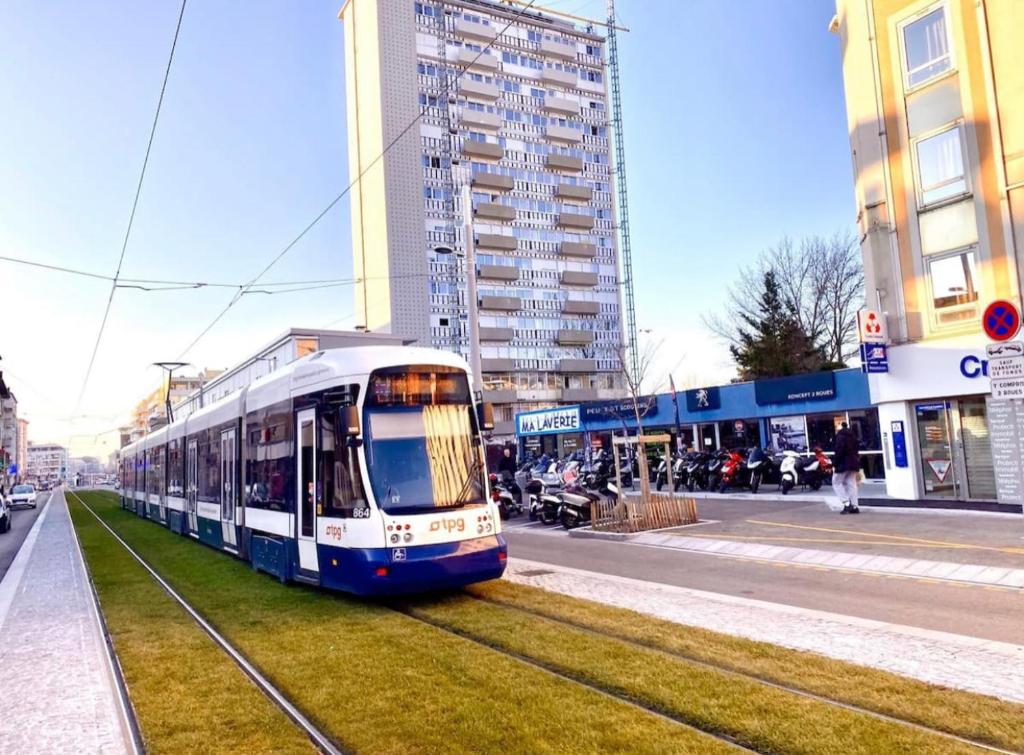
[468,579,1024,752]
[68,495,316,755]
[73,492,732,754]
[405,593,988,755]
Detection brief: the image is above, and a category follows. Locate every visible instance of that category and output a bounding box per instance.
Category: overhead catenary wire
[175,0,541,361]
[74,0,189,414]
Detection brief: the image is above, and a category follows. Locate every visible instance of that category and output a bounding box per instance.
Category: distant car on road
[9,484,37,509]
[0,494,10,533]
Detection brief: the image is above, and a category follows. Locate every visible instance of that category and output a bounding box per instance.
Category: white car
[8,484,37,509]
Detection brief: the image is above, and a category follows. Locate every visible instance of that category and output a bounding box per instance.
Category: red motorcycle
[717,449,750,493]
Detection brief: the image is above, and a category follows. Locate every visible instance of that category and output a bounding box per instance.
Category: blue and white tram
[118,346,507,594]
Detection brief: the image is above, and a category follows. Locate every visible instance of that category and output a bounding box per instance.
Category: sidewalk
[0,491,135,754]
[505,557,1024,703]
[576,495,1024,588]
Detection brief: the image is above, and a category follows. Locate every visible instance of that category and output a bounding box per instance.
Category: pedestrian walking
[832,422,860,514]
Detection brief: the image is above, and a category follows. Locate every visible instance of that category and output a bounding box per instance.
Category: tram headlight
[403,532,413,543]
[477,524,484,534]
[390,534,400,544]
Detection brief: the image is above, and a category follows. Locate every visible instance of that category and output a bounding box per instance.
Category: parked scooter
[746,447,772,494]
[778,447,833,494]
[685,452,712,492]
[671,453,689,491]
[559,455,620,529]
[654,453,670,491]
[717,448,750,493]
[489,472,524,520]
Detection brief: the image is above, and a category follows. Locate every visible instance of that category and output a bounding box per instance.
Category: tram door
[221,428,238,549]
[186,438,199,534]
[296,409,319,573]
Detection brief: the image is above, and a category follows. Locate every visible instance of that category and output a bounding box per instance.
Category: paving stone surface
[505,557,1024,704]
[0,493,132,754]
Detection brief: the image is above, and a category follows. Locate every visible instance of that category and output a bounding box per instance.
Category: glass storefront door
[915,397,996,501]
[915,403,956,497]
[697,423,718,452]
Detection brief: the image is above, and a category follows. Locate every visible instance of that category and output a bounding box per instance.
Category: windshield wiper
[450,456,483,507]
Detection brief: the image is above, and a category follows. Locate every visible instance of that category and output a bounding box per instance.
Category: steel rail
[463,591,1020,755]
[69,491,346,755]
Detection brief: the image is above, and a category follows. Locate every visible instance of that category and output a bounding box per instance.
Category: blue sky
[0,0,854,454]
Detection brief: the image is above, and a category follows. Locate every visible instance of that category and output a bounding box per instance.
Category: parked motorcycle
[746,447,772,494]
[778,448,833,494]
[685,452,712,492]
[717,449,750,493]
[489,471,524,520]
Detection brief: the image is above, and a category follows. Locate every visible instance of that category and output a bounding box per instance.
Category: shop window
[717,419,758,450]
[807,412,845,452]
[847,409,882,451]
[768,416,807,453]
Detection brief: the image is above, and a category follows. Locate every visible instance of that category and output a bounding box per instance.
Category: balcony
[460,78,500,101]
[461,109,501,131]
[457,48,499,71]
[557,211,595,230]
[474,202,516,221]
[482,388,516,403]
[562,387,601,402]
[477,264,519,281]
[462,140,503,161]
[454,17,498,41]
[492,419,516,436]
[481,357,515,372]
[562,299,600,315]
[561,270,599,287]
[555,183,592,202]
[559,359,598,373]
[541,68,577,88]
[557,329,594,345]
[475,233,517,251]
[546,154,584,172]
[479,295,522,311]
[560,241,597,258]
[545,124,583,144]
[479,326,514,342]
[541,37,577,61]
[472,172,514,192]
[543,95,579,116]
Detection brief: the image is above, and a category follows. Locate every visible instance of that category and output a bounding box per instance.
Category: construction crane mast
[605,0,639,387]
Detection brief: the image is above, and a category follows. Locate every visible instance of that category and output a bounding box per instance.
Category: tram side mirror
[341,405,361,437]
[477,402,495,432]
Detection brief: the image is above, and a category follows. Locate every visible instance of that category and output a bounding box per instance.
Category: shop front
[868,337,1003,504]
[515,369,884,480]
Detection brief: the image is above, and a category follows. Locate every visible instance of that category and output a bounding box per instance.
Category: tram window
[245,403,293,512]
[167,439,183,496]
[197,430,221,502]
[320,412,367,518]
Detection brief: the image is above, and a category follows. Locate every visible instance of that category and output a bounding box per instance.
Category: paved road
[0,490,49,581]
[504,521,1024,644]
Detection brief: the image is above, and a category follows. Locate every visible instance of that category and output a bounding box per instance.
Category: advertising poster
[769,415,808,453]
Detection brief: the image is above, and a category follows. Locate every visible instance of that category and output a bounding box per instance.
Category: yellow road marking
[744,519,1024,556]
[683,533,993,550]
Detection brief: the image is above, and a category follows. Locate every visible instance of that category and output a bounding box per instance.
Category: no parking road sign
[982,300,1021,342]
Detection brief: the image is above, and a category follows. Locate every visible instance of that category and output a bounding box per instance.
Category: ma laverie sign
[516,405,582,436]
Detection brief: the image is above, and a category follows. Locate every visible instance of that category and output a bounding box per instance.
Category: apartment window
[929,251,978,309]
[902,6,953,88]
[914,125,967,207]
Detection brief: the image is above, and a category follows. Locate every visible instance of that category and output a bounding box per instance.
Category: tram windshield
[363,366,486,514]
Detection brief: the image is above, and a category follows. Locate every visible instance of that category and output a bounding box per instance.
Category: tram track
[456,590,1021,755]
[387,602,759,754]
[70,492,347,755]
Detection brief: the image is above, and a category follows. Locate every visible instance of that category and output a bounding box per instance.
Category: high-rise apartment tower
[340,0,626,434]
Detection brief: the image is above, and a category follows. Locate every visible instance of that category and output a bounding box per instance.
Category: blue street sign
[860,343,889,374]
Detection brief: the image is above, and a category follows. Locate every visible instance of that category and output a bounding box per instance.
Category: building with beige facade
[832,0,1023,504]
[339,0,627,434]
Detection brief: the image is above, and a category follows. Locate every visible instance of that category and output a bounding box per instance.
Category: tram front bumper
[318,534,508,595]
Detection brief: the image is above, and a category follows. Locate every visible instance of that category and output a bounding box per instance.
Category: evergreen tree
[729,270,826,380]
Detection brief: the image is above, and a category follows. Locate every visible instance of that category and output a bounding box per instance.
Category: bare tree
[705,231,864,368]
